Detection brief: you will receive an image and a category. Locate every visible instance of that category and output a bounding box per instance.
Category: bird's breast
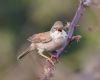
[50,30,67,39]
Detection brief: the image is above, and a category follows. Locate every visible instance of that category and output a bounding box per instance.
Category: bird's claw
[47,58,55,66]
[47,55,58,65]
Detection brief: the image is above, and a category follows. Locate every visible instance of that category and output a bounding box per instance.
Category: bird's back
[27,31,52,43]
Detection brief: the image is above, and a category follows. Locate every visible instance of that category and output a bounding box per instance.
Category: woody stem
[56,0,89,57]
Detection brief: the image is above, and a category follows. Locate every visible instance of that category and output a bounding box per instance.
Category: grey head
[50,21,64,32]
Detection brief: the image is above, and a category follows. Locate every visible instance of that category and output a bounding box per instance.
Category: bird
[17,21,68,65]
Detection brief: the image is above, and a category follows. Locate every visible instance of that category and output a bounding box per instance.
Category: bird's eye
[54,28,57,30]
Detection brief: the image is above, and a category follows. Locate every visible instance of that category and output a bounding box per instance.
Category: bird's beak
[57,28,63,32]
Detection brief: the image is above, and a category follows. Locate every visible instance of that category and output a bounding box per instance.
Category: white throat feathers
[50,30,67,40]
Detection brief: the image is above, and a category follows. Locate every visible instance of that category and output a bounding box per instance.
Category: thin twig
[56,0,85,56]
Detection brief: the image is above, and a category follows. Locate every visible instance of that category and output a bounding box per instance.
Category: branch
[56,0,91,57]
[41,0,91,80]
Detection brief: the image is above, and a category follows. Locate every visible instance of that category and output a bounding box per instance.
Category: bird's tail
[17,48,30,60]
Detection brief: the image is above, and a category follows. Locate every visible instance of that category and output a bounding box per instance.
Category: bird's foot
[47,58,55,66]
[47,55,58,65]
[51,55,59,63]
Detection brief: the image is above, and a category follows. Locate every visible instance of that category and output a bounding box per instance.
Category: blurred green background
[0,0,100,80]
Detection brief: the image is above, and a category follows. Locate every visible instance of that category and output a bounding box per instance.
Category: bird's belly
[44,39,65,51]
[54,38,65,48]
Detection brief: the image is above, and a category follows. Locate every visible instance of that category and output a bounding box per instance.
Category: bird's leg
[38,49,54,65]
[71,35,82,42]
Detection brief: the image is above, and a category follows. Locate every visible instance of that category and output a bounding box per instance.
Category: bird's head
[50,21,64,32]
[50,21,67,39]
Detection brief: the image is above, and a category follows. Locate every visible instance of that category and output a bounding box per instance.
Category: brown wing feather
[27,31,52,43]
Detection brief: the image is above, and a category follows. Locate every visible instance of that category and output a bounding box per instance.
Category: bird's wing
[27,31,52,43]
